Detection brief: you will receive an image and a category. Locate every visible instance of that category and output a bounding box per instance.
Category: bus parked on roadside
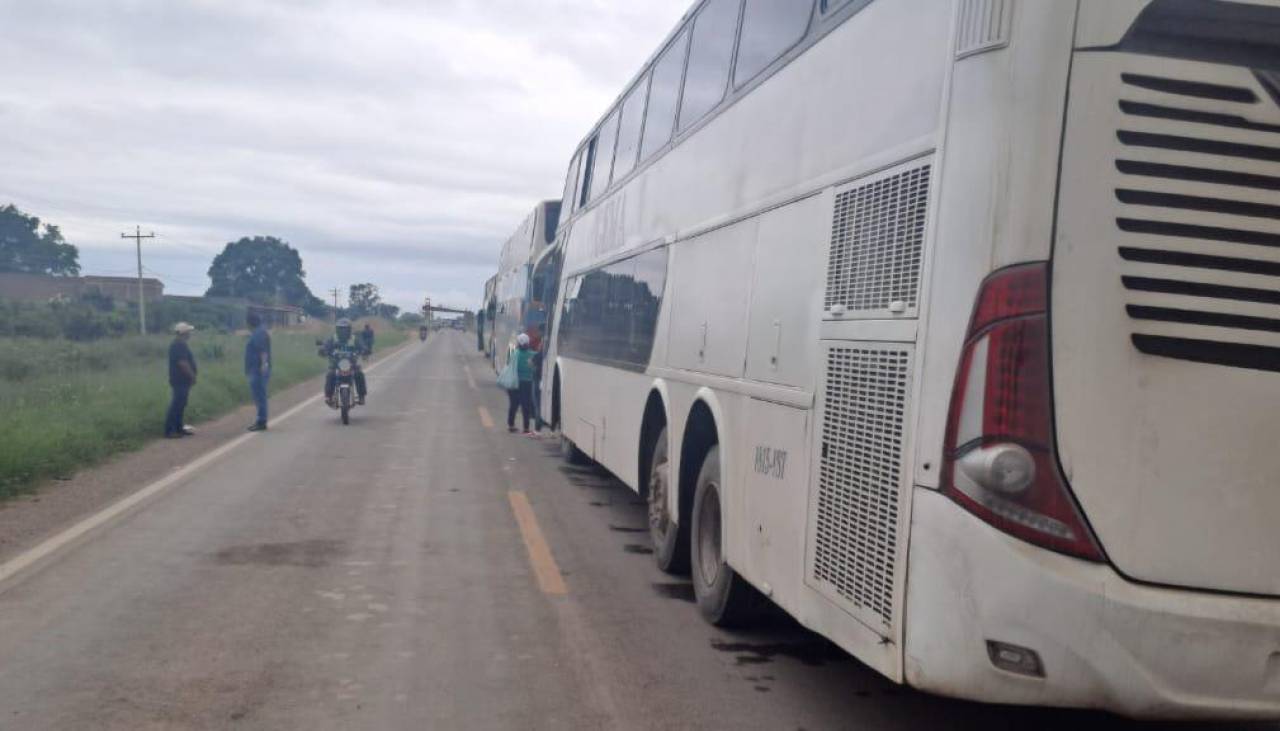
[491,200,561,372]
[542,0,1280,719]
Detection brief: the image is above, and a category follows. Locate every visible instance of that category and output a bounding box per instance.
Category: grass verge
[0,324,407,500]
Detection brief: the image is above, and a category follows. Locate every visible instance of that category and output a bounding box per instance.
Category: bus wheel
[560,433,589,466]
[690,446,763,627]
[648,427,688,574]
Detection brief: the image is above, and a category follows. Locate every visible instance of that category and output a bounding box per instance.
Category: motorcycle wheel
[340,388,351,425]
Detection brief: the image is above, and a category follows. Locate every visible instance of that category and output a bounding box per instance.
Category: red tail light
[941,263,1104,562]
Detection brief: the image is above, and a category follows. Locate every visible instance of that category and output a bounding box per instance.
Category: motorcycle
[419,326,428,342]
[318,340,364,425]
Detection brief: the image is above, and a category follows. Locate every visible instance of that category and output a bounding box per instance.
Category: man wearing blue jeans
[244,311,271,432]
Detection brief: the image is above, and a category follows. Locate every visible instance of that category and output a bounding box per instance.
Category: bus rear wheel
[647,427,687,574]
[690,445,764,627]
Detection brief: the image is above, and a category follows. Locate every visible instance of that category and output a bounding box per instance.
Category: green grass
[0,325,407,499]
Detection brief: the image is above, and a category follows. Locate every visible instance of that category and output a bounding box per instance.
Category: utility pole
[329,287,341,322]
[121,226,156,335]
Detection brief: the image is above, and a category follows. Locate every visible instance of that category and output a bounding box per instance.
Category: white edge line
[0,344,412,590]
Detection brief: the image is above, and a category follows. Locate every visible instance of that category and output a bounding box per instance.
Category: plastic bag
[497,359,518,390]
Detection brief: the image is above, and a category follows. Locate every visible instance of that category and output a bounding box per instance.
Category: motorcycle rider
[319,318,369,406]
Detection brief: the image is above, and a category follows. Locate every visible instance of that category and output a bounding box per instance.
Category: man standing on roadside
[244,311,271,432]
[165,322,198,439]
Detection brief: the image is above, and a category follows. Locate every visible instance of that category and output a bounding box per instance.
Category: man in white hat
[165,322,198,438]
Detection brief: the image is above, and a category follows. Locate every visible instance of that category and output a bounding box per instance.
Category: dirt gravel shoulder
[0,342,411,565]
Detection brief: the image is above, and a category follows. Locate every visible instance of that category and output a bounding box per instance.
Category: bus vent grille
[955,0,1012,59]
[825,162,931,316]
[1114,68,1280,372]
[812,345,909,631]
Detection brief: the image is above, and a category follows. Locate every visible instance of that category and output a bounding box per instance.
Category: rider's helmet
[336,318,352,342]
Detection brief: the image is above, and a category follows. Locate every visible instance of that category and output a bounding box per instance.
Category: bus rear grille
[812,345,910,631]
[824,160,931,317]
[1114,68,1280,372]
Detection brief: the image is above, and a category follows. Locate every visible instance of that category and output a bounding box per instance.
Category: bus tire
[690,446,763,628]
[647,427,688,574]
[560,433,589,466]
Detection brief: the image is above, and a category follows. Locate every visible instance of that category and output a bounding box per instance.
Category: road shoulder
[0,341,411,566]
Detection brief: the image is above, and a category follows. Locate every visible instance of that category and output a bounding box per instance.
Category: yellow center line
[507,490,568,596]
[477,405,494,430]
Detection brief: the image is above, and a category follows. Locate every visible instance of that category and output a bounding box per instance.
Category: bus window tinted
[562,151,581,215]
[735,0,813,87]
[578,135,596,209]
[678,0,740,132]
[588,109,620,204]
[613,74,649,182]
[640,29,689,162]
[558,247,668,369]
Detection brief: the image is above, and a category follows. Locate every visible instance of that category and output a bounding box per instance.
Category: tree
[0,204,80,276]
[348,283,381,318]
[376,303,400,320]
[206,236,326,315]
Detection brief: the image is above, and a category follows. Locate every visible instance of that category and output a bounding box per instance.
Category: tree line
[1,203,401,337]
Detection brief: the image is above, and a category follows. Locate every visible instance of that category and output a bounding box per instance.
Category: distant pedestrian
[506,333,535,434]
[244,311,271,432]
[360,322,375,353]
[165,322,198,439]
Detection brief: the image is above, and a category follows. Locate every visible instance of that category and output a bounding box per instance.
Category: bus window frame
[733,0,817,90]
[560,0,877,226]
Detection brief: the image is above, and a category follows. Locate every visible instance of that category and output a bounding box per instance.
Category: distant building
[0,272,163,303]
[82,275,164,303]
[247,303,305,329]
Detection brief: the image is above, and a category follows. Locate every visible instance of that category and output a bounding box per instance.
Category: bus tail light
[941,263,1104,562]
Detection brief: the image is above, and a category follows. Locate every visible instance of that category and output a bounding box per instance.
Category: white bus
[491,200,561,372]
[542,0,1280,719]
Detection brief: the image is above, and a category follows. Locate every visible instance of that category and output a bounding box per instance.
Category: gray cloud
[0,0,688,310]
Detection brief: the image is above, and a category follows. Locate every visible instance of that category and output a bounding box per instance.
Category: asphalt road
[0,332,1267,730]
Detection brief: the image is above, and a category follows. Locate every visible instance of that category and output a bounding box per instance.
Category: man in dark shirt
[165,322,198,438]
[360,322,375,354]
[244,311,272,432]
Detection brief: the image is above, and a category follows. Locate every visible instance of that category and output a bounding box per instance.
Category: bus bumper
[904,488,1280,720]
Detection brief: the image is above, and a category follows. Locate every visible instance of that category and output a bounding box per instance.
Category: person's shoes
[523,430,535,437]
[507,426,518,433]
[326,396,336,408]
[248,423,268,432]
[358,396,366,405]
[182,425,196,435]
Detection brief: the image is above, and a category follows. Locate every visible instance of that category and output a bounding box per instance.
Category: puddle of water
[213,540,345,568]
[651,582,696,603]
[709,638,850,667]
[608,524,646,533]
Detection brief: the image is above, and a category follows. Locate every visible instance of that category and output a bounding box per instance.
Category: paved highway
[0,333,1263,730]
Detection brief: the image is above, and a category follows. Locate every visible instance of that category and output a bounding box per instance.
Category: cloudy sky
[0,0,690,312]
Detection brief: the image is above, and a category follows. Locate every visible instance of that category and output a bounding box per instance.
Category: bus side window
[578,135,597,209]
[613,73,650,182]
[588,108,621,204]
[678,0,741,132]
[640,28,690,162]
[734,0,815,88]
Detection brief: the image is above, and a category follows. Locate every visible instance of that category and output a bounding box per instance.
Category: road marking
[0,344,412,593]
[463,364,477,390]
[507,490,567,596]
[477,405,494,430]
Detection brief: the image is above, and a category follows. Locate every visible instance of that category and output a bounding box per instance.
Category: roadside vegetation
[0,320,406,499]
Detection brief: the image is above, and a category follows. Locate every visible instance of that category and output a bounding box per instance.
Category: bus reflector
[941,263,1104,562]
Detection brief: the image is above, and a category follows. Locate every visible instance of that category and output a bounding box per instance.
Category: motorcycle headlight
[337,358,352,372]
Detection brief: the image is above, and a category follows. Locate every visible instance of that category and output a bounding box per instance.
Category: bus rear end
[908,0,1280,718]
